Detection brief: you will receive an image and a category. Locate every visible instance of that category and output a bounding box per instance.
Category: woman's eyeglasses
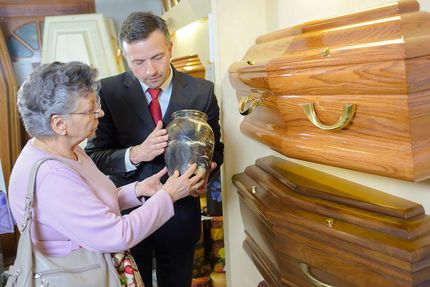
[68,96,102,117]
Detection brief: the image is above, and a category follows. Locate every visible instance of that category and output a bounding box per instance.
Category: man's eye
[153,55,163,61]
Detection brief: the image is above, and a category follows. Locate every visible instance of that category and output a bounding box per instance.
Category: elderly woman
[8,61,203,285]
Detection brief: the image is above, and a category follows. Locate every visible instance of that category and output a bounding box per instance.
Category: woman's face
[65,92,104,143]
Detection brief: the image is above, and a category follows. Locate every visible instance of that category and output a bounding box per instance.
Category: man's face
[122,30,172,89]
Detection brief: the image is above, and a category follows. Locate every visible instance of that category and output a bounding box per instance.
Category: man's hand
[191,162,217,197]
[130,121,168,165]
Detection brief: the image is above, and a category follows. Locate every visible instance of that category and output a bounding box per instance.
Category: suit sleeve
[203,83,224,178]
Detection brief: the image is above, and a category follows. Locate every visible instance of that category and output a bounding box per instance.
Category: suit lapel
[122,71,156,128]
[164,68,189,125]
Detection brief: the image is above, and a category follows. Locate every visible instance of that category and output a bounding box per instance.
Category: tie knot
[147,88,161,100]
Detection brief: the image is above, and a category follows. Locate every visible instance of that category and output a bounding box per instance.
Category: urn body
[164,110,215,176]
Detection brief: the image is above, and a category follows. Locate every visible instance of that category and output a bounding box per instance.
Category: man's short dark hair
[119,11,170,49]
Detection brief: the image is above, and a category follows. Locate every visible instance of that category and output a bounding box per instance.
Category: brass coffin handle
[239,96,261,116]
[300,103,357,131]
[300,263,335,287]
[321,47,331,57]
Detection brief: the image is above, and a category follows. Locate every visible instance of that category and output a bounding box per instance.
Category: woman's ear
[51,115,67,136]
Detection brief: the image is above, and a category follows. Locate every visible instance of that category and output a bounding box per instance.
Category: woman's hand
[135,167,167,197]
[163,163,204,202]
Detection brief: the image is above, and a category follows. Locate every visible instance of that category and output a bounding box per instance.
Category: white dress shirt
[124,66,174,171]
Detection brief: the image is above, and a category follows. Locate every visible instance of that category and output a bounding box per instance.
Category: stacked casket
[233,156,430,286]
[229,0,430,181]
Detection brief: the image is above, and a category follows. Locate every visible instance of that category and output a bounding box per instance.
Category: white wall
[96,0,162,33]
[171,18,210,71]
[212,1,269,285]
[213,0,430,286]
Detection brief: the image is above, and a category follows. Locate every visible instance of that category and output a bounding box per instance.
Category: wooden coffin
[229,0,430,181]
[233,156,430,287]
[172,54,206,79]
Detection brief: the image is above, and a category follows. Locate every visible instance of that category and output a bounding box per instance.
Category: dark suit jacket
[85,67,224,187]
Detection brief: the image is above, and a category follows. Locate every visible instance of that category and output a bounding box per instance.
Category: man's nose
[96,109,105,118]
[145,60,156,75]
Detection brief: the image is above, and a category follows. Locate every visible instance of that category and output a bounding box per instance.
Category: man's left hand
[191,162,217,197]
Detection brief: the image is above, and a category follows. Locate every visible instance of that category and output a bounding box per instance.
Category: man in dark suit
[85,11,224,287]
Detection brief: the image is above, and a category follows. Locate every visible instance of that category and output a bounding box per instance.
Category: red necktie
[147,88,162,124]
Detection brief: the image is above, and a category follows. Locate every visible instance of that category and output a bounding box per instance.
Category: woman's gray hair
[17,61,100,137]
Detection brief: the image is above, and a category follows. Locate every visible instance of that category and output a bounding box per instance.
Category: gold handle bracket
[300,103,356,131]
[300,263,336,287]
[321,47,331,57]
[246,58,256,65]
[239,96,261,116]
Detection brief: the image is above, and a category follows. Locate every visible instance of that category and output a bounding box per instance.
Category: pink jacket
[9,141,174,256]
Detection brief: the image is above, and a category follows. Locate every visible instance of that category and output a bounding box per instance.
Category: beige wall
[212,1,268,285]
[212,0,430,286]
[95,0,162,32]
[170,18,210,72]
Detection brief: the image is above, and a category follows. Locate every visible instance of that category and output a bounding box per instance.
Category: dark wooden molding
[0,27,20,266]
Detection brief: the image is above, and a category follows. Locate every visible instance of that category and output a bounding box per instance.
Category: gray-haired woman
[8,61,203,285]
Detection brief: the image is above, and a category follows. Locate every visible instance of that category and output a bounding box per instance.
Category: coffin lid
[229,0,430,73]
[243,156,430,243]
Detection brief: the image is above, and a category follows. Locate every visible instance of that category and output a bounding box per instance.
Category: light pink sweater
[9,141,174,256]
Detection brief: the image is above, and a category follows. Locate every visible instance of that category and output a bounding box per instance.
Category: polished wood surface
[243,233,283,287]
[171,54,206,79]
[229,0,430,181]
[0,28,20,266]
[233,156,430,286]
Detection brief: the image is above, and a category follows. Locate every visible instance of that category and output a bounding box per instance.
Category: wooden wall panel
[0,0,95,76]
[0,28,20,267]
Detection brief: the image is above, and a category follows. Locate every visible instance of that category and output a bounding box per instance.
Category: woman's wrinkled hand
[163,163,204,202]
[135,167,167,197]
